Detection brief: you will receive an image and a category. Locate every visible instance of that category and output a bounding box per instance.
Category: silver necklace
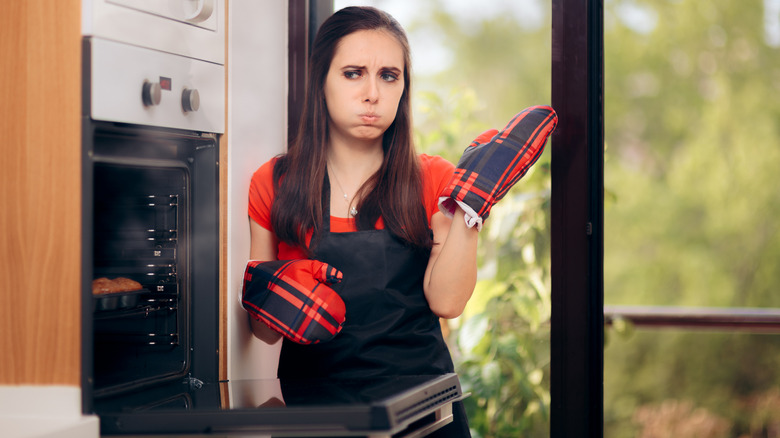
[328,165,358,217]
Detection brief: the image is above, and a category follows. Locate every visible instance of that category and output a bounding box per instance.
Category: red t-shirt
[248,154,455,260]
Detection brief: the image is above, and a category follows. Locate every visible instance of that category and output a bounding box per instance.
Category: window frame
[550,0,605,436]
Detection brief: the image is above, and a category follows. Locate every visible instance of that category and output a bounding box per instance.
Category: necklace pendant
[349,206,358,217]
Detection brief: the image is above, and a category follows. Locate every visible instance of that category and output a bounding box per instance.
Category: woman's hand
[423,208,479,319]
[439,105,557,230]
[243,259,346,344]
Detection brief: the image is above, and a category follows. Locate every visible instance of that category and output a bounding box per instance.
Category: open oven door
[94,373,465,437]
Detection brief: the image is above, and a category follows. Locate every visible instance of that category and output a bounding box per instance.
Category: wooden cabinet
[0,0,82,386]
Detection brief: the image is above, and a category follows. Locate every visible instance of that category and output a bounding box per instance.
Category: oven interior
[86,122,219,400]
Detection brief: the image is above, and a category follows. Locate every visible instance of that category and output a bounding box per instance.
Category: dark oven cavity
[84,122,218,401]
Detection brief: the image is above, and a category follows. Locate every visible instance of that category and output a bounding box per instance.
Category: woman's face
[324,29,405,147]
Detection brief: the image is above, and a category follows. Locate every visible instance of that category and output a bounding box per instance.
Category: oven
[81,1,464,436]
[81,0,225,424]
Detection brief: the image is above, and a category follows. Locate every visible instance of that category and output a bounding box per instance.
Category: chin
[352,127,386,142]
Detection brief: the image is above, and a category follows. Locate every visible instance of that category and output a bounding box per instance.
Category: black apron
[278,202,471,437]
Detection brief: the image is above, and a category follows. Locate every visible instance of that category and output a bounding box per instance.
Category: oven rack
[93,227,178,241]
[93,293,180,347]
[96,194,179,208]
[94,294,176,316]
[93,265,178,282]
[94,332,179,346]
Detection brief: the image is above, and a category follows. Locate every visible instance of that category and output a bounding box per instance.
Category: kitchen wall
[225,0,288,380]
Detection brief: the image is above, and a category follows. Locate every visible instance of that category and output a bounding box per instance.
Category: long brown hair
[271,6,432,255]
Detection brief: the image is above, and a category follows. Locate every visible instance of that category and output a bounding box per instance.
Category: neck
[327,140,384,189]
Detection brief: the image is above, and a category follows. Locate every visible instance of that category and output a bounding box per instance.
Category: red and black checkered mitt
[439,105,558,230]
[242,259,346,344]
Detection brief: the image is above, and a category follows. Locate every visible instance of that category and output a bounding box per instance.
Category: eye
[381,72,399,82]
[344,70,362,79]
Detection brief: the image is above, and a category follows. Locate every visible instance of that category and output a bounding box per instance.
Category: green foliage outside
[602,0,780,436]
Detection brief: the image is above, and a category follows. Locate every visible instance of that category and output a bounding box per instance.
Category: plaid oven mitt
[242,259,346,344]
[439,105,558,230]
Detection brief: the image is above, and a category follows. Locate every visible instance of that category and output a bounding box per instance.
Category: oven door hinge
[185,374,205,390]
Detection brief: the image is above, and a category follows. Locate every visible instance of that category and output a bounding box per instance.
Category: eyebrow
[341,65,403,74]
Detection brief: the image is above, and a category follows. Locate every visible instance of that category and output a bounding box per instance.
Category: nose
[363,77,379,103]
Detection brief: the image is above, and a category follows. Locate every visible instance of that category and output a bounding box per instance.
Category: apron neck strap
[321,173,332,233]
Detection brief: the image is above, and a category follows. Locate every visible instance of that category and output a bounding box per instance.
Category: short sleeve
[248,157,279,231]
[419,154,455,223]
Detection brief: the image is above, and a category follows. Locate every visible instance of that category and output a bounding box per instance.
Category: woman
[246,6,477,436]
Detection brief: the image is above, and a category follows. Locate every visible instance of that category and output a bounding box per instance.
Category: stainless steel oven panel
[88,38,225,133]
[82,0,224,64]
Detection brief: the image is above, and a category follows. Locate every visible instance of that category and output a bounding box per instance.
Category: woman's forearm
[424,209,479,318]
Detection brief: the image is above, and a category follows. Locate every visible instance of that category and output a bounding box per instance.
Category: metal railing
[604,305,780,333]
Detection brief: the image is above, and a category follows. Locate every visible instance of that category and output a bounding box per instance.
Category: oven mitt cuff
[438,197,485,231]
[242,259,346,345]
[438,105,558,230]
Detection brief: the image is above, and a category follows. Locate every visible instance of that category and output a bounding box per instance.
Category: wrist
[452,208,480,238]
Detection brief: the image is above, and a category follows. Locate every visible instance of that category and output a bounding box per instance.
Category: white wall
[0,386,98,438]
[226,0,288,380]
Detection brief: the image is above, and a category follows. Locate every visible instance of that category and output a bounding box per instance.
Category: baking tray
[93,289,149,312]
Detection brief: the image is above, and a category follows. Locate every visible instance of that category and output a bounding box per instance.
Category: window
[603,1,780,435]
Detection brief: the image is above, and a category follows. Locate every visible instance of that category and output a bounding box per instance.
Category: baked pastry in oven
[92,277,142,294]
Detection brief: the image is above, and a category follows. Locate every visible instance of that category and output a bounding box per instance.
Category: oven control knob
[142,80,162,107]
[182,88,200,112]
